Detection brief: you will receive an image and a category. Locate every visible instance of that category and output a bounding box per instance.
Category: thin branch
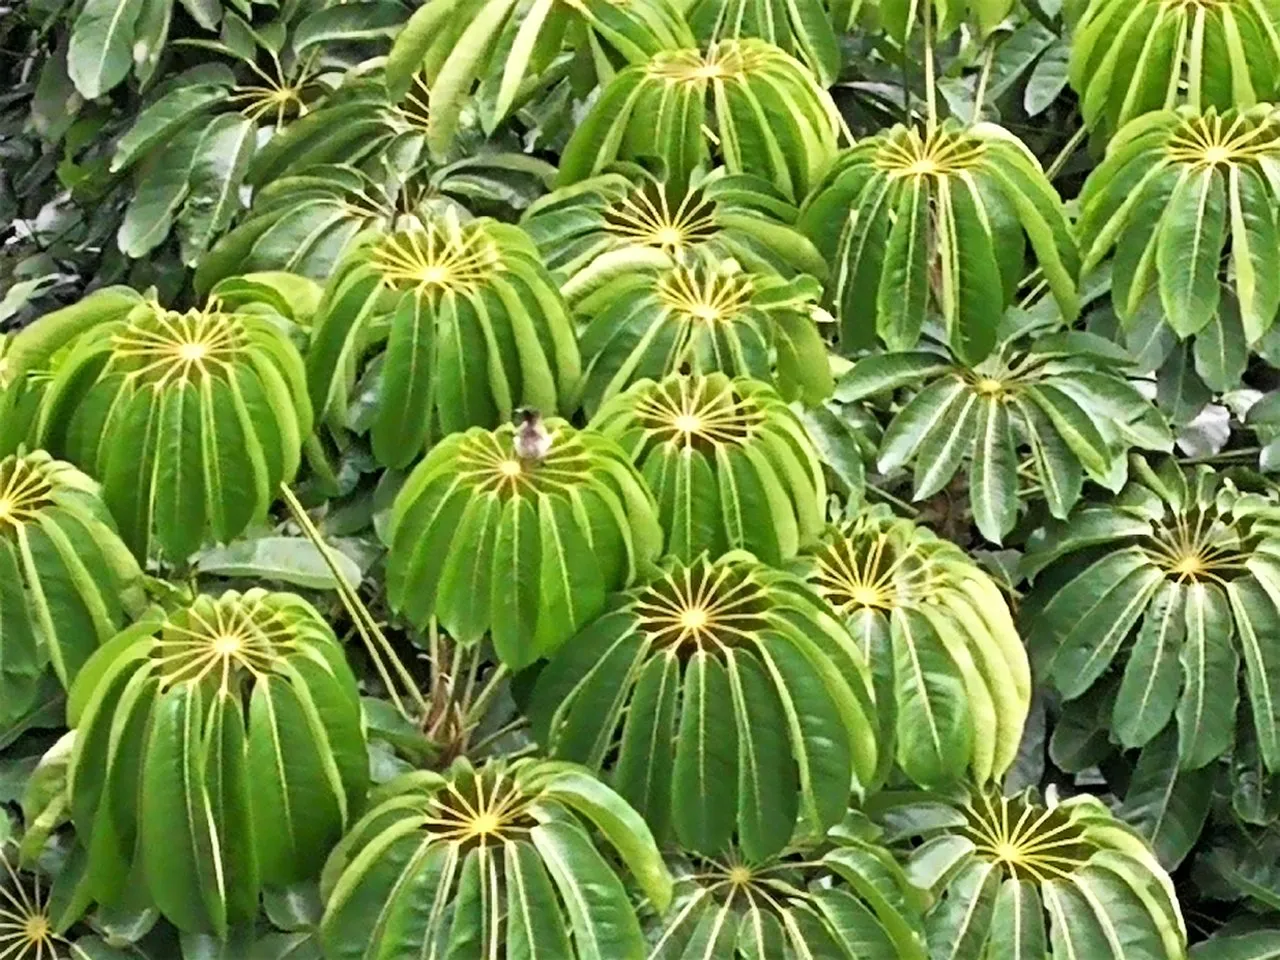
[971,40,996,125]
[923,0,939,132]
[279,483,428,719]
[1045,124,1087,180]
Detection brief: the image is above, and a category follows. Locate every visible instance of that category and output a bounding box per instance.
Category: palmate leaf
[798,121,1079,365]
[0,452,142,732]
[1070,0,1280,138]
[835,333,1172,542]
[196,154,554,294]
[1079,106,1280,346]
[874,788,1188,960]
[571,254,833,415]
[319,758,671,960]
[521,165,827,295]
[386,0,692,157]
[305,211,579,468]
[1023,456,1280,775]
[385,417,662,668]
[592,373,826,564]
[107,31,334,263]
[243,69,557,190]
[651,838,928,959]
[687,0,840,84]
[65,589,368,936]
[558,39,843,201]
[798,506,1031,788]
[28,285,313,564]
[0,847,88,953]
[529,551,879,858]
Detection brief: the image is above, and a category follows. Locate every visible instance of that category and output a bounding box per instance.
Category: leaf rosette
[572,255,833,415]
[529,551,880,859]
[650,838,929,958]
[875,788,1188,959]
[385,417,662,668]
[318,758,672,960]
[798,121,1079,364]
[1070,0,1280,137]
[1023,457,1280,774]
[797,508,1031,787]
[107,30,334,263]
[521,166,827,295]
[1078,106,1280,345]
[197,151,554,295]
[31,291,313,563]
[834,333,1173,543]
[386,0,694,156]
[0,451,141,730]
[592,373,826,563]
[306,212,580,469]
[66,589,368,936]
[559,39,843,201]
[0,848,83,958]
[686,0,841,84]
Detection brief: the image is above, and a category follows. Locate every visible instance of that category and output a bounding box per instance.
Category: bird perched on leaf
[514,408,552,462]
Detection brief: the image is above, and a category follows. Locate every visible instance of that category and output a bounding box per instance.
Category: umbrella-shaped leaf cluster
[559,39,843,201]
[1070,0,1280,137]
[1078,106,1280,346]
[876,788,1188,959]
[306,211,580,468]
[651,836,929,958]
[29,288,313,563]
[835,333,1172,542]
[385,417,662,668]
[572,254,832,414]
[592,373,826,563]
[319,757,672,960]
[521,166,827,293]
[798,120,1079,364]
[387,0,693,156]
[0,451,141,730]
[798,507,1031,787]
[67,589,368,937]
[530,551,880,859]
[1023,457,1280,773]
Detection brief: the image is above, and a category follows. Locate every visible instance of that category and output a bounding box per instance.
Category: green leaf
[292,2,408,53]
[1156,341,1212,427]
[68,0,144,98]
[1228,577,1280,770]
[671,650,737,855]
[877,181,931,351]
[194,536,363,591]
[110,82,231,173]
[912,390,979,499]
[970,396,1018,544]
[531,819,647,960]
[118,125,203,258]
[891,608,971,787]
[726,647,797,861]
[178,114,257,265]
[1157,167,1226,337]
[1113,580,1183,750]
[1192,298,1249,393]
[540,770,671,913]
[1177,580,1237,769]
[1119,727,1213,869]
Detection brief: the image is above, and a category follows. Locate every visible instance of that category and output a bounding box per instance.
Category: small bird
[514,408,552,461]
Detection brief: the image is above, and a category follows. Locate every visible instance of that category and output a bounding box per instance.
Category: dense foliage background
[3,0,1280,955]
